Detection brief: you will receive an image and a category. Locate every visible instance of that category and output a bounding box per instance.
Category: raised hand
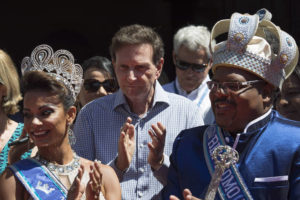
[67,165,85,200]
[147,122,166,170]
[169,189,201,200]
[86,161,103,200]
[116,117,135,171]
[8,129,35,164]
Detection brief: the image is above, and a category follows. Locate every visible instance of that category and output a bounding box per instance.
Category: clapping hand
[169,189,201,200]
[67,165,85,200]
[147,122,166,170]
[67,161,104,200]
[116,117,135,171]
[86,161,103,200]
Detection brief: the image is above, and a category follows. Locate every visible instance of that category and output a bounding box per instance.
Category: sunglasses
[83,79,117,93]
[175,59,208,73]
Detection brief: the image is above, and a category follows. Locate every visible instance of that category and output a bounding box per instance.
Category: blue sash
[197,86,209,107]
[9,158,67,200]
[203,125,253,200]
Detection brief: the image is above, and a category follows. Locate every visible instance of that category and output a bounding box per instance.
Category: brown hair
[0,50,22,115]
[22,71,74,111]
[109,24,164,65]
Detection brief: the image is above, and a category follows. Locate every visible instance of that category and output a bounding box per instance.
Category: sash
[9,158,67,200]
[203,125,253,200]
[197,86,209,107]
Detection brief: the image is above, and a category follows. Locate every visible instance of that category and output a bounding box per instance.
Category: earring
[67,123,76,146]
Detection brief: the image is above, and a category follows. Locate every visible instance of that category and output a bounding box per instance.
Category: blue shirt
[73,81,204,200]
[162,110,300,200]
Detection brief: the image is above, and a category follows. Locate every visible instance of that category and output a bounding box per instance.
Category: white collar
[175,76,210,97]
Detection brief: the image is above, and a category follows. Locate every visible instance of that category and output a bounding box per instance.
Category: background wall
[1,0,299,82]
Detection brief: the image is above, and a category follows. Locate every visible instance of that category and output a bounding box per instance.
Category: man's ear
[155,58,164,79]
[261,83,275,105]
[172,51,176,65]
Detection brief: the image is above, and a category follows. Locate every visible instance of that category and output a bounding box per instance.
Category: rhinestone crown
[21,44,83,101]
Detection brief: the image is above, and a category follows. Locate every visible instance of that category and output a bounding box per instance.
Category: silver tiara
[21,44,83,101]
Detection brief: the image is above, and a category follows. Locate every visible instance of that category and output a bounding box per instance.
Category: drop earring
[67,123,76,146]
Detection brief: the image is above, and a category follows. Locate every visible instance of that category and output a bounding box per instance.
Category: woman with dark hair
[78,56,118,108]
[0,45,121,200]
[276,63,300,121]
[0,49,31,174]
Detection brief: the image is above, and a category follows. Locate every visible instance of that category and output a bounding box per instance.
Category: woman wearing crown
[0,44,121,200]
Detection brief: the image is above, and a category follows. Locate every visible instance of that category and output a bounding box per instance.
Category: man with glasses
[163,25,215,124]
[74,24,204,200]
[162,9,300,200]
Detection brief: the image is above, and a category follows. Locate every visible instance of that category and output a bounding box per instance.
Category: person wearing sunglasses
[163,9,300,200]
[78,56,118,108]
[163,25,215,124]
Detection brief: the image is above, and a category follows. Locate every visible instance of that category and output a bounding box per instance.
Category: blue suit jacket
[162,111,300,200]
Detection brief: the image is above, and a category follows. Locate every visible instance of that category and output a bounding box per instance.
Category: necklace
[35,152,80,175]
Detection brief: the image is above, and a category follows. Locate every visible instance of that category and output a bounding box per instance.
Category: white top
[163,76,214,124]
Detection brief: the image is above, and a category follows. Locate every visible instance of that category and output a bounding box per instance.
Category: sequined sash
[203,125,253,200]
[9,158,67,200]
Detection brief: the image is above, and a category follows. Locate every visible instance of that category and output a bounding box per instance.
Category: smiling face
[113,43,162,105]
[210,67,270,134]
[276,73,300,121]
[23,90,75,148]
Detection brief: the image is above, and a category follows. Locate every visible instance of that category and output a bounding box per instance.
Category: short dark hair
[82,56,115,79]
[109,24,164,65]
[22,71,74,111]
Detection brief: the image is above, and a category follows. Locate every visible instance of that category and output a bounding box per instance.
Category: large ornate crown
[21,44,83,100]
[210,8,299,88]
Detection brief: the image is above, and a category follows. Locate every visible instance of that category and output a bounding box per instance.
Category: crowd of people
[0,8,299,200]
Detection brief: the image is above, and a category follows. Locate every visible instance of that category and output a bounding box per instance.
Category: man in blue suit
[162,9,300,200]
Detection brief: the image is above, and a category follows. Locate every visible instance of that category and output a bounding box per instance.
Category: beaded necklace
[34,152,80,175]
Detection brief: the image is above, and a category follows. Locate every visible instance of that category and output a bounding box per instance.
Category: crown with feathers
[21,44,83,100]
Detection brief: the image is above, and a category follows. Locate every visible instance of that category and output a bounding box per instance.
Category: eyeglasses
[175,59,208,73]
[207,80,264,93]
[83,79,117,93]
